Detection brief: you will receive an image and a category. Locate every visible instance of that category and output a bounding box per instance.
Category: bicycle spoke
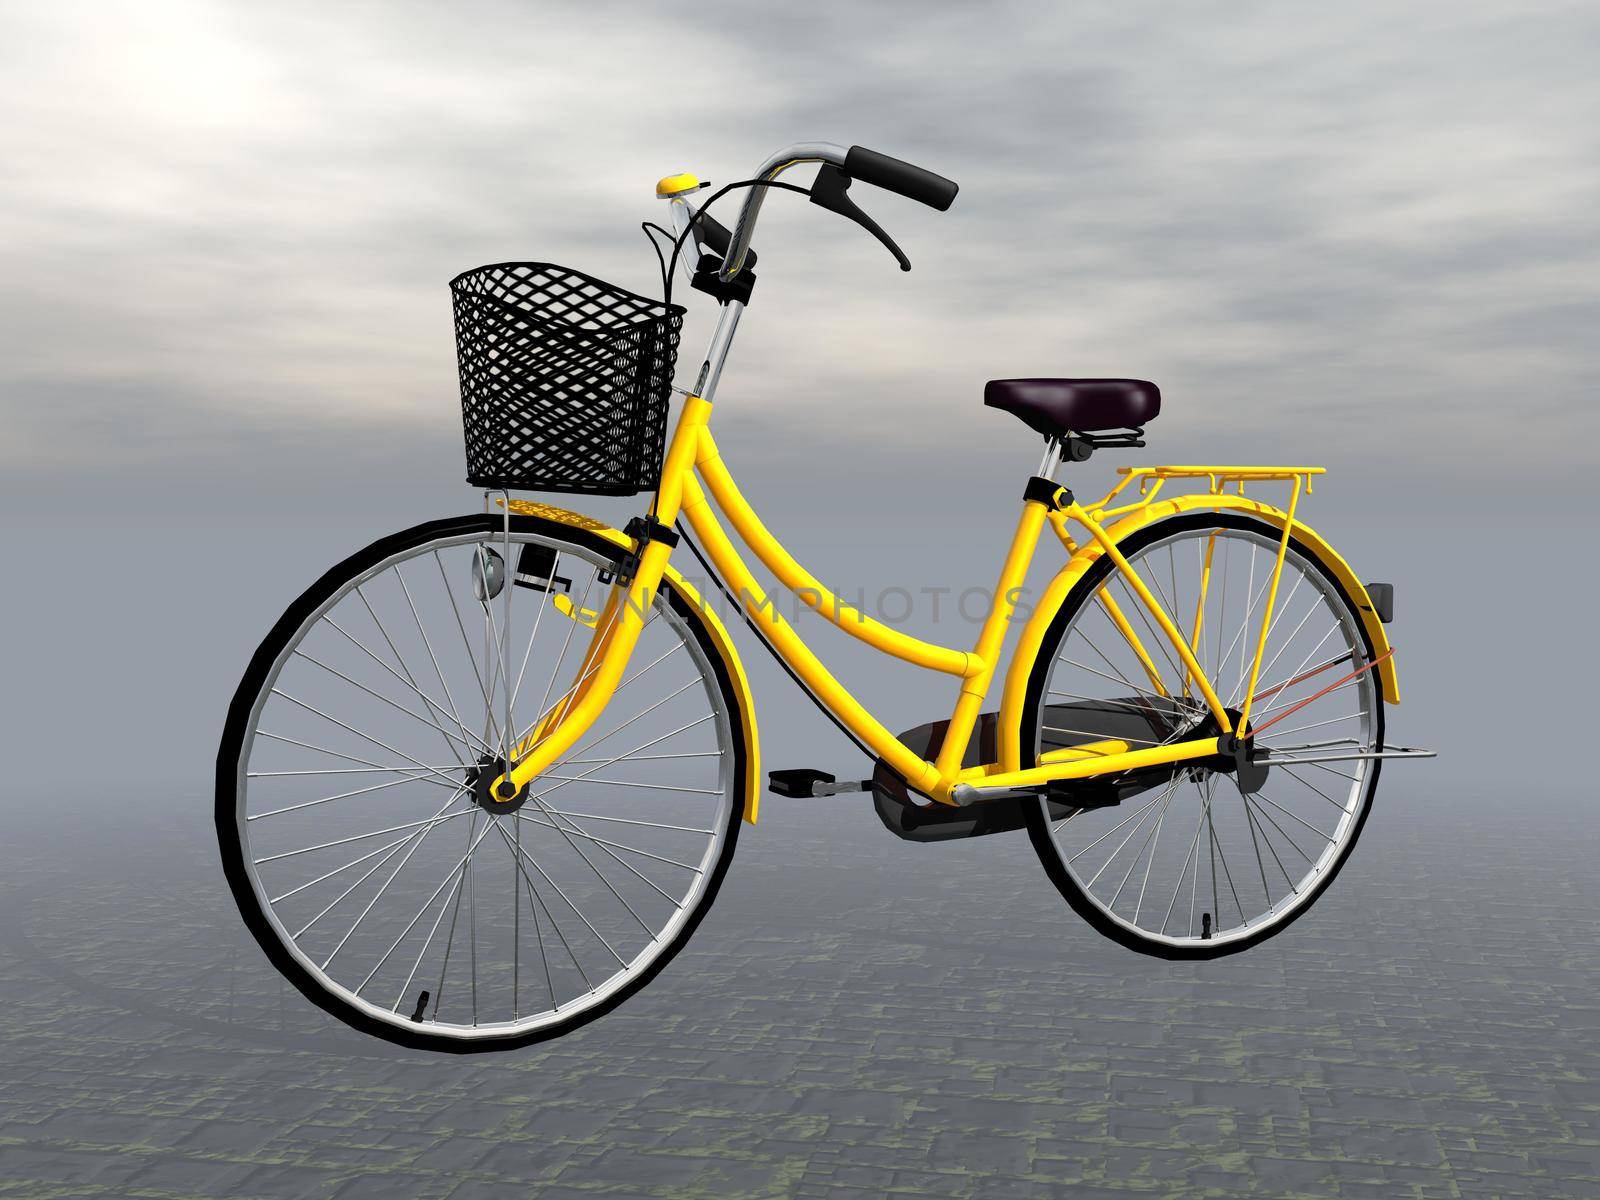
[1045,689,1166,714]
[1109,779,1180,907]
[554,700,709,785]
[1215,557,1271,703]
[1251,623,1343,717]
[393,568,476,759]
[256,804,468,865]
[1234,544,1258,704]
[1261,711,1360,740]
[521,623,675,745]
[512,817,521,1017]
[1191,783,1207,936]
[1251,789,1336,844]
[562,750,722,765]
[498,821,628,968]
[534,812,687,907]
[518,819,557,1012]
[532,775,723,795]
[294,648,491,757]
[267,690,462,789]
[430,815,475,1020]
[528,649,684,761]
[1241,790,1274,909]
[1254,678,1360,725]
[543,810,715,835]
[1215,808,1247,928]
[1080,612,1169,703]
[1242,792,1316,866]
[531,570,598,746]
[1064,788,1170,860]
[1059,657,1172,705]
[1227,571,1305,708]
[1251,650,1353,713]
[1113,571,1186,694]
[432,549,502,747]
[1242,794,1296,895]
[324,610,475,765]
[1206,797,1224,926]
[249,770,454,821]
[322,805,492,970]
[356,581,476,755]
[1132,780,1172,925]
[358,833,482,997]
[1084,788,1171,890]
[1242,593,1325,707]
[515,812,703,872]
[492,819,594,992]
[392,863,466,1013]
[249,764,463,777]
[270,831,418,905]
[255,730,459,789]
[1290,758,1362,782]
[509,551,558,717]
[1276,763,1356,812]
[522,794,657,936]
[1161,798,1208,935]
[289,801,466,939]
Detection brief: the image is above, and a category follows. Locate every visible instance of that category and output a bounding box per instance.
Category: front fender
[996,493,1400,773]
[506,500,762,823]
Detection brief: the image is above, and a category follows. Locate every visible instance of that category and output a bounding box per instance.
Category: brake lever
[808,165,911,271]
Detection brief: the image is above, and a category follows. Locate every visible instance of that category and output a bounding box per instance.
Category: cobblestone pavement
[1,787,1596,1198]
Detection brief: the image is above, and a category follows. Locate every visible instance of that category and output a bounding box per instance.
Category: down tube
[676,471,948,800]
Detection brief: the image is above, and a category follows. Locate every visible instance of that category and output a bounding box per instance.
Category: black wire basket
[450,263,686,495]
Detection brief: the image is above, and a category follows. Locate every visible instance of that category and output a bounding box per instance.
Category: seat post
[1037,435,1064,480]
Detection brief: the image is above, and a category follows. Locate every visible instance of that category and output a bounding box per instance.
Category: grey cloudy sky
[4,0,1597,803]
[3,0,1598,504]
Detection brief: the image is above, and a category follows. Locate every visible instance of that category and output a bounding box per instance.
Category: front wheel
[1021,511,1384,959]
[217,513,750,1050]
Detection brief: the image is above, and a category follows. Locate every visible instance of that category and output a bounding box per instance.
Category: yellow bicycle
[217,142,1432,1051]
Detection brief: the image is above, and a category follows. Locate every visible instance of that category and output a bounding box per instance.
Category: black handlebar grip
[842,146,958,211]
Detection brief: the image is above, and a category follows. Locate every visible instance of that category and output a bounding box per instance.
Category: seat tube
[932,484,1053,784]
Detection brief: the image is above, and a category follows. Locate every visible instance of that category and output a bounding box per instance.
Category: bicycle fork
[486,396,713,805]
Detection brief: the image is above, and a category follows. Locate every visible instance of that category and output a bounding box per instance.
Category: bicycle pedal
[767,768,868,798]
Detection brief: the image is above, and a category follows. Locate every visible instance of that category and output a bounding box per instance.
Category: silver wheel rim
[1034,523,1378,950]
[231,527,736,1042]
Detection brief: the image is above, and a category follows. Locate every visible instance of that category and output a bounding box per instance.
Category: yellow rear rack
[1088,464,1322,516]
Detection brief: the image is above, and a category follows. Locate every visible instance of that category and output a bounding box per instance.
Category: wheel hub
[1183,707,1269,794]
[467,755,528,813]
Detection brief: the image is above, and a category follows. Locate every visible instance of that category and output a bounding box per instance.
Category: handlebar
[841,146,959,212]
[717,141,958,283]
[718,142,846,281]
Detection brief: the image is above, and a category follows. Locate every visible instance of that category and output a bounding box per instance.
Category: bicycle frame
[489,323,1398,809]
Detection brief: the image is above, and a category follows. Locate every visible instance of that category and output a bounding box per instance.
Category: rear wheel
[1022,511,1383,958]
[217,513,749,1050]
